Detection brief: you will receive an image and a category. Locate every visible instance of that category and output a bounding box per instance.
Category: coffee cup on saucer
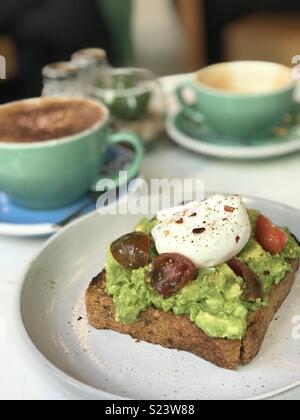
[0,97,143,210]
[176,61,295,140]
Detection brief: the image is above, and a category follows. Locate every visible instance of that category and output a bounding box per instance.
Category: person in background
[0,0,112,103]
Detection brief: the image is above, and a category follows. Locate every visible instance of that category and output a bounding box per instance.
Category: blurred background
[1,0,300,104]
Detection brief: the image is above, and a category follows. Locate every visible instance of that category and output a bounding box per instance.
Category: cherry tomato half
[111,232,151,269]
[151,253,197,299]
[227,257,263,302]
[256,215,288,255]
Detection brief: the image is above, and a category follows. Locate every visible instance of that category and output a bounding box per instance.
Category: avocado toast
[86,195,300,370]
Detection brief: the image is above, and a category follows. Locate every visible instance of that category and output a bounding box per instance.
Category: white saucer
[166,112,300,160]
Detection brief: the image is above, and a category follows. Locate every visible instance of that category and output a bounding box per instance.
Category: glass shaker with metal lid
[42,62,81,97]
[71,48,110,97]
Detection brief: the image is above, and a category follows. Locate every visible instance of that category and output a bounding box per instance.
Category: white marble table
[1,75,300,400]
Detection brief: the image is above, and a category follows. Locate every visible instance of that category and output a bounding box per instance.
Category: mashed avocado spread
[106,210,300,340]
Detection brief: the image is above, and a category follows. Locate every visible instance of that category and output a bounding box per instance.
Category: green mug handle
[91,131,144,192]
[176,82,206,124]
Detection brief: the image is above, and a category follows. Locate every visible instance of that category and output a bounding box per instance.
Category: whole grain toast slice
[86,260,299,370]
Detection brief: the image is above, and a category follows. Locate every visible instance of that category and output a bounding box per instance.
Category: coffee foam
[0,98,103,143]
[197,62,293,94]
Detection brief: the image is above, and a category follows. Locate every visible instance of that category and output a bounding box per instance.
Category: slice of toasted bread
[85,260,299,370]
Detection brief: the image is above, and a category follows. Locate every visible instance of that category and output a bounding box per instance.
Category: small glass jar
[91,68,167,145]
[71,48,110,97]
[42,62,81,97]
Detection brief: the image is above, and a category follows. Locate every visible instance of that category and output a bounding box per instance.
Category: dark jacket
[0,0,110,101]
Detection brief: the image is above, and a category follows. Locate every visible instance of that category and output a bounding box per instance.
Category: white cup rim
[195,61,295,97]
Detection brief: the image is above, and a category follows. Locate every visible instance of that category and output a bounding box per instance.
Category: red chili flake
[225,206,235,213]
[236,236,241,243]
[175,218,184,224]
[193,228,206,234]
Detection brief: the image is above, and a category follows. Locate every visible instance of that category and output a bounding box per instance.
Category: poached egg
[151,195,251,268]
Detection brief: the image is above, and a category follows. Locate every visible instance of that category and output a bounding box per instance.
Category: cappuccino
[0,98,103,143]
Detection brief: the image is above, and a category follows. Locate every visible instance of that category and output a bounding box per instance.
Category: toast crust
[86,260,299,370]
[241,259,299,365]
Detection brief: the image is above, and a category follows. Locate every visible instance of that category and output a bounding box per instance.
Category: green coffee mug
[0,98,144,210]
[177,61,295,140]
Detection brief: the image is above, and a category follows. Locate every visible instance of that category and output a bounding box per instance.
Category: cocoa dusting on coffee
[0,99,103,143]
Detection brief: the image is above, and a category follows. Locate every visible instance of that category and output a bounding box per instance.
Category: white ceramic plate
[20,195,300,400]
[166,113,300,160]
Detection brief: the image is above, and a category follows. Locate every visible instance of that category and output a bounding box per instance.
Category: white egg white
[152,195,251,268]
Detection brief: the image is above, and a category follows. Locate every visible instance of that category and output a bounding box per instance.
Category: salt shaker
[71,48,110,97]
[42,62,81,97]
